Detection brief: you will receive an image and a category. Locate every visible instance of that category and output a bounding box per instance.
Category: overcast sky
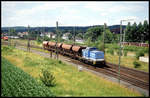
[2,1,149,27]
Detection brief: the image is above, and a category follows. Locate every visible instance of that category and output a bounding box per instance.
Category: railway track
[2,41,149,91]
[69,58,149,90]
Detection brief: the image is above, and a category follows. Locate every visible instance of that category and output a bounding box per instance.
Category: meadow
[1,57,54,97]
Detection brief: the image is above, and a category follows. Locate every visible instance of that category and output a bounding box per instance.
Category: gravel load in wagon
[62,44,73,50]
[43,41,48,45]
[56,43,63,48]
[72,46,81,52]
[72,45,86,53]
[48,42,56,46]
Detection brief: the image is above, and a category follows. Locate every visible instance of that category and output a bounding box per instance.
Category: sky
[1,1,149,27]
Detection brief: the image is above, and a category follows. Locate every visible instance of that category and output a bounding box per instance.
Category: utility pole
[73,26,75,45]
[56,21,58,60]
[118,19,134,84]
[118,20,123,84]
[49,32,52,58]
[27,25,30,52]
[103,23,106,54]
[43,27,45,41]
[9,28,12,46]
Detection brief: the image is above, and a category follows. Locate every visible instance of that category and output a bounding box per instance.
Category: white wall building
[62,32,70,40]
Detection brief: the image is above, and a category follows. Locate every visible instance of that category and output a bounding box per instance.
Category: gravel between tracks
[15,46,149,96]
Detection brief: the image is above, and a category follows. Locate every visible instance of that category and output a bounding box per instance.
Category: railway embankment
[1,45,143,96]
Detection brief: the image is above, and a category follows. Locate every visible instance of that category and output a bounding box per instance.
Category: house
[40,32,56,39]
[75,38,84,44]
[52,34,56,39]
[40,33,44,37]
[62,32,70,40]
[22,32,28,35]
[18,32,28,38]
[45,32,54,38]
[18,32,23,37]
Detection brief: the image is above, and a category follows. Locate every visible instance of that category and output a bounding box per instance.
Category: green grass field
[1,57,54,97]
[1,45,142,96]
[105,50,149,72]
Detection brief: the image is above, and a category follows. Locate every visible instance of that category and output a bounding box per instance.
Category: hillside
[1,25,126,34]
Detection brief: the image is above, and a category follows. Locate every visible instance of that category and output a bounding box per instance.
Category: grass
[10,39,42,47]
[1,57,54,97]
[105,53,149,72]
[105,43,149,54]
[1,45,142,96]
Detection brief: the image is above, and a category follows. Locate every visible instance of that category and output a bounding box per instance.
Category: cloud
[83,2,148,16]
[2,1,149,27]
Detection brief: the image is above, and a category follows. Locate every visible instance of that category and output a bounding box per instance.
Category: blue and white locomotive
[82,47,105,65]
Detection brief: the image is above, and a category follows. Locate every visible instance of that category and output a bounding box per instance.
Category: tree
[125,22,132,42]
[68,33,73,40]
[104,29,113,43]
[112,33,119,43]
[43,35,50,41]
[143,20,149,42]
[85,26,104,42]
[77,33,83,39]
[131,22,138,42]
[9,28,17,36]
[137,22,144,42]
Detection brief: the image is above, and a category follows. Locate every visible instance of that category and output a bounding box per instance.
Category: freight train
[43,41,105,65]
[1,36,8,41]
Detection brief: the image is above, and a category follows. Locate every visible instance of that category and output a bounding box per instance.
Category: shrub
[135,50,144,59]
[107,49,114,55]
[133,61,141,68]
[116,50,122,56]
[39,69,56,87]
[36,37,43,44]
[58,60,62,64]
[123,50,128,56]
[23,57,40,66]
[2,46,14,55]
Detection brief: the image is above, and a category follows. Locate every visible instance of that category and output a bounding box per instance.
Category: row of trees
[3,20,149,44]
[84,20,149,44]
[125,20,149,43]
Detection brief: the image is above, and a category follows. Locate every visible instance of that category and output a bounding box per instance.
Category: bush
[40,69,56,87]
[116,50,122,56]
[135,50,144,59]
[107,49,114,55]
[133,61,141,68]
[2,46,14,55]
[58,60,62,64]
[23,57,40,66]
[123,50,128,56]
[36,37,43,44]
